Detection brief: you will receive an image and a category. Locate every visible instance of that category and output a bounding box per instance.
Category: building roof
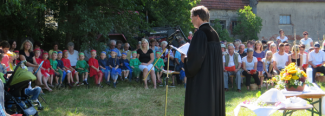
[199,0,250,10]
[259,0,325,2]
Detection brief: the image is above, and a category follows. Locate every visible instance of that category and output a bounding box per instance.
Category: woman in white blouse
[242,48,260,90]
[276,29,288,44]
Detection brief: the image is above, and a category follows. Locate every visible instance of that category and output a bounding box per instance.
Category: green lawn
[37,79,325,116]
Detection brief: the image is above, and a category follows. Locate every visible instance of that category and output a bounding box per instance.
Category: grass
[37,78,325,116]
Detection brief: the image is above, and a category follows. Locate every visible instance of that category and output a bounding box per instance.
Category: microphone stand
[142,30,178,116]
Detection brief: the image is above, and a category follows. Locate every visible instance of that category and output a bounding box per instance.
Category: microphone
[166,30,180,49]
[167,30,180,42]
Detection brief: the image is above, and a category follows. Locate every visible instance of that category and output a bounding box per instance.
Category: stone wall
[257,2,325,43]
[209,9,239,38]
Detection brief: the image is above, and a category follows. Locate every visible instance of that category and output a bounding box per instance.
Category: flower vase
[286,84,305,91]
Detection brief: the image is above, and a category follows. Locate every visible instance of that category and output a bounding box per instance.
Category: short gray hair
[247,48,254,53]
[239,44,245,48]
[110,40,116,45]
[234,41,240,46]
[227,43,235,49]
[124,43,130,47]
[161,41,168,46]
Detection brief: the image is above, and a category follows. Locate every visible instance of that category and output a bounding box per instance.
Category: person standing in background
[300,31,313,52]
[188,31,193,41]
[276,29,288,44]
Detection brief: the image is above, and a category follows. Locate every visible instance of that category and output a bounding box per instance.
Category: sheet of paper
[170,43,190,56]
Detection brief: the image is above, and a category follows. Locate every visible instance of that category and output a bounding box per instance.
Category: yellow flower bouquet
[273,63,312,91]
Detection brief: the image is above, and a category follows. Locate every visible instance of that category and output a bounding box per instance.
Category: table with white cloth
[234,84,325,116]
[282,83,325,116]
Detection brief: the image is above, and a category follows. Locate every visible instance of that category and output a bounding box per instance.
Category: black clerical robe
[184,23,225,116]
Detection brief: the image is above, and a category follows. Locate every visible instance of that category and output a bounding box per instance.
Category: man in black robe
[182,6,225,116]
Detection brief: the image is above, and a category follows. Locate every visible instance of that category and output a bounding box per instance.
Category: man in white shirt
[308,42,325,82]
[223,44,242,92]
[300,31,313,52]
[273,43,289,74]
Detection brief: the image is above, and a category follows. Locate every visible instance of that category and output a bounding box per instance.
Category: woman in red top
[88,50,103,88]
[40,52,52,91]
[61,50,75,87]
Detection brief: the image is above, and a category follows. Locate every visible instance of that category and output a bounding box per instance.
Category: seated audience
[9,40,17,52]
[106,40,122,58]
[276,29,288,44]
[234,40,240,53]
[253,41,265,85]
[0,41,10,71]
[49,42,61,58]
[308,42,325,83]
[299,44,308,70]
[223,44,242,92]
[244,40,254,52]
[19,40,43,86]
[300,31,313,52]
[269,43,277,54]
[137,38,156,89]
[242,48,260,90]
[238,44,247,58]
[262,51,274,80]
[273,43,289,74]
[284,43,291,54]
[290,45,303,69]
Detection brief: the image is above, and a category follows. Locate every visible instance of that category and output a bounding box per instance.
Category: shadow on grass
[37,77,273,116]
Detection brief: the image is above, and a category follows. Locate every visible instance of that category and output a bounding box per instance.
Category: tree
[45,0,148,52]
[0,0,46,44]
[233,6,262,41]
[211,19,233,42]
[0,0,199,53]
[136,0,199,37]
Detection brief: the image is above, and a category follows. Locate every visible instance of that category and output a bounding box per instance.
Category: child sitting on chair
[88,50,103,88]
[56,51,67,87]
[154,52,164,84]
[76,52,89,85]
[62,50,78,87]
[120,52,130,81]
[40,52,52,92]
[108,49,121,88]
[50,51,60,87]
[34,48,42,63]
[262,51,274,87]
[98,51,110,85]
[130,51,141,82]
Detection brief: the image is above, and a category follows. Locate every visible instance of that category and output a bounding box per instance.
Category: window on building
[210,20,216,26]
[231,21,238,34]
[279,15,291,24]
[219,20,226,30]
[210,20,226,30]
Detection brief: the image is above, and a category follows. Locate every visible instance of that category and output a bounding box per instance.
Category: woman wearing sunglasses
[300,31,313,52]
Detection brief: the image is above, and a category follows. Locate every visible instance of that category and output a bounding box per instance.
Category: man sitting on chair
[223,43,242,92]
